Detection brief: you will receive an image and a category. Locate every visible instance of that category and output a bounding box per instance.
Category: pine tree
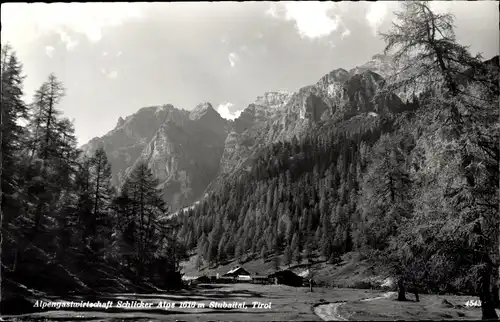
[260,245,267,263]
[1,44,29,238]
[273,253,281,271]
[1,44,28,199]
[283,245,292,268]
[118,162,173,278]
[197,233,209,262]
[82,146,115,260]
[293,248,302,266]
[1,43,29,306]
[196,254,203,271]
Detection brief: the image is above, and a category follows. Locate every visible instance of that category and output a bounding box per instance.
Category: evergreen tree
[283,245,292,268]
[117,162,180,281]
[83,146,115,261]
[196,254,203,271]
[260,245,267,263]
[1,44,28,202]
[1,43,29,305]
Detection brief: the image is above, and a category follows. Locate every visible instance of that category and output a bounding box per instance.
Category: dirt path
[314,302,348,321]
[313,291,396,321]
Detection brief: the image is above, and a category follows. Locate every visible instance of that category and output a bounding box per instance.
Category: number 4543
[465,300,481,307]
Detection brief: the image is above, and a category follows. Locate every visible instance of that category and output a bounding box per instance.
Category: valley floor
[3,283,491,321]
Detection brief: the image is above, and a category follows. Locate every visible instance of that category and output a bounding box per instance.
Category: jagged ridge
[82,54,409,210]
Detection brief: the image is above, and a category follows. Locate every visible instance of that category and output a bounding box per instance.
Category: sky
[2,1,499,145]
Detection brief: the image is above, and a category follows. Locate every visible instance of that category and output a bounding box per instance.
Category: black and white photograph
[1,1,499,321]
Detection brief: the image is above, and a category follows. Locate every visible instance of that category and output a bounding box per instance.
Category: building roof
[223,266,250,276]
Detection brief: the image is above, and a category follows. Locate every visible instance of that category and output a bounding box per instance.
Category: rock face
[81,54,408,209]
[81,103,228,209]
[210,63,404,191]
[349,54,397,79]
[82,105,185,186]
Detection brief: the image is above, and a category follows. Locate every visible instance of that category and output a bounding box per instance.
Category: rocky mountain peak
[254,91,293,109]
[116,116,125,128]
[189,102,220,120]
[349,53,396,79]
[317,68,350,87]
[371,53,392,62]
[316,68,350,103]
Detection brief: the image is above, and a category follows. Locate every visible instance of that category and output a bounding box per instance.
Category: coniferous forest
[1,45,187,312]
[173,2,499,319]
[1,1,499,320]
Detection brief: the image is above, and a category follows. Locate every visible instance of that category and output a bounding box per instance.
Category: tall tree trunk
[92,162,101,237]
[491,269,499,309]
[492,204,500,308]
[30,99,44,160]
[479,263,498,320]
[33,202,43,234]
[476,220,499,320]
[496,262,500,309]
[397,277,407,301]
[414,288,420,302]
[43,95,54,160]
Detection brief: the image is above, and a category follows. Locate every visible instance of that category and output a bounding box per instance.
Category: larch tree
[379,1,499,317]
[1,43,29,306]
[82,146,115,260]
[29,74,65,161]
[117,162,164,277]
[1,44,28,227]
[24,74,75,239]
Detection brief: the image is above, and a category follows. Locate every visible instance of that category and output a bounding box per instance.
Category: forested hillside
[0,46,187,313]
[174,2,499,319]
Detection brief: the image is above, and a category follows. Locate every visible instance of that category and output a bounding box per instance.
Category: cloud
[265,4,281,18]
[101,68,119,79]
[45,45,55,57]
[217,102,242,120]
[58,29,78,50]
[365,2,389,36]
[1,3,144,52]
[228,52,239,68]
[108,71,118,79]
[340,28,351,40]
[267,2,341,39]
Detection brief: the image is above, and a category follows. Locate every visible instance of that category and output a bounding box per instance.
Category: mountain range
[80,54,417,210]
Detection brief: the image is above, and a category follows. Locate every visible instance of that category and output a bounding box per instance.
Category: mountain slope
[208,65,404,193]
[81,103,229,209]
[81,54,407,210]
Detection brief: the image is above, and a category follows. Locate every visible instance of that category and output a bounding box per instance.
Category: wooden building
[268,270,304,287]
[222,266,251,279]
[252,275,272,284]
